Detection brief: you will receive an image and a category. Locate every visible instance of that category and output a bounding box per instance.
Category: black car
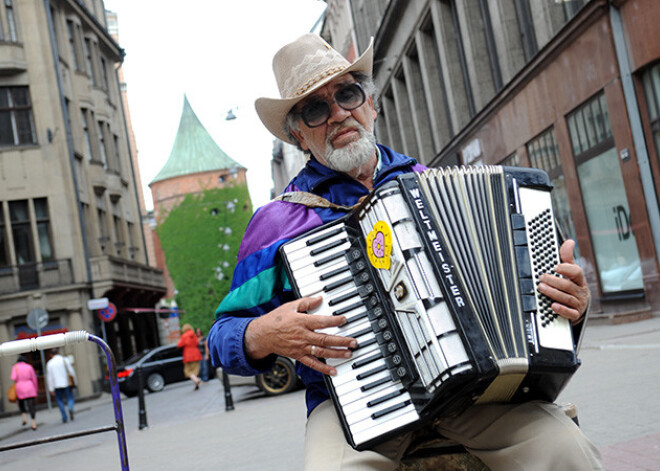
[115,344,298,397]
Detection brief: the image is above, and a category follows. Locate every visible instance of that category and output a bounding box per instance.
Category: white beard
[323,122,376,173]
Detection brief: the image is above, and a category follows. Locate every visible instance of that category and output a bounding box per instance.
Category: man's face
[290,75,378,173]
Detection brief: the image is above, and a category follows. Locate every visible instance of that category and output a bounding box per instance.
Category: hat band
[293,64,347,97]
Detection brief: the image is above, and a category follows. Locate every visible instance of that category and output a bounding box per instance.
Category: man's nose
[327,101,351,124]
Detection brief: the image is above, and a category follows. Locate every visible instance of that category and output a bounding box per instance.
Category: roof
[150,95,244,184]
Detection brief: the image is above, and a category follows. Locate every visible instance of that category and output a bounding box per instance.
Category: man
[46,348,76,423]
[208,33,602,471]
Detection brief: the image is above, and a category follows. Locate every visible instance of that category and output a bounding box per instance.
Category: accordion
[280,166,581,450]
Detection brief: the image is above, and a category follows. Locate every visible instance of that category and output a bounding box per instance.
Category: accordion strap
[274,191,364,212]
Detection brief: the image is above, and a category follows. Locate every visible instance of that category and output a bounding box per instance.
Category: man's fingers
[295,296,323,313]
[559,239,576,265]
[298,354,339,376]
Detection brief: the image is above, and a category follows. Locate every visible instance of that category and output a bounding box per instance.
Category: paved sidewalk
[0,315,658,470]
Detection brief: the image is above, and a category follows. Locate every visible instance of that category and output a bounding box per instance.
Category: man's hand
[244,296,358,376]
[537,239,590,324]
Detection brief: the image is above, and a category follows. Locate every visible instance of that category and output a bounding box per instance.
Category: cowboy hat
[255,33,373,144]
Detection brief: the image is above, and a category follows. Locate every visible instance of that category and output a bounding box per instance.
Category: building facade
[321,0,660,323]
[0,0,165,411]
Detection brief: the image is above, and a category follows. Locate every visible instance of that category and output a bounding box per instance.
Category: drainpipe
[610,2,660,269]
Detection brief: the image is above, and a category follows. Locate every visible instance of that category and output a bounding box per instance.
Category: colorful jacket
[208,144,424,415]
[11,361,38,399]
[178,330,203,363]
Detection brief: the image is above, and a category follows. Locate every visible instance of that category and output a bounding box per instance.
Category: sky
[103,0,327,211]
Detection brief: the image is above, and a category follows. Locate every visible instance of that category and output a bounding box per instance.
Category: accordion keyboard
[281,223,420,446]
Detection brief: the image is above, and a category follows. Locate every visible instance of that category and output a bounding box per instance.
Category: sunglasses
[297,82,367,128]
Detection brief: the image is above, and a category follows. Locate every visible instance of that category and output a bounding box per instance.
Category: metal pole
[222,370,234,411]
[137,366,148,430]
[36,324,52,410]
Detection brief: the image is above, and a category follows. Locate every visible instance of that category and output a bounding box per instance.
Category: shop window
[527,128,580,260]
[567,93,643,295]
[500,152,521,167]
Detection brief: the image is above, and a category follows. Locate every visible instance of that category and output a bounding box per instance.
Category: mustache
[327,118,364,143]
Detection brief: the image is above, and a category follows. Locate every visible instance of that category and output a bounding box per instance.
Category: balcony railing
[0,259,74,295]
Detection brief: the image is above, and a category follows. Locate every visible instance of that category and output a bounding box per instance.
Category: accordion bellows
[280,166,580,450]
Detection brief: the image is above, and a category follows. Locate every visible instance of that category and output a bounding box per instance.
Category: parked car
[115,344,299,397]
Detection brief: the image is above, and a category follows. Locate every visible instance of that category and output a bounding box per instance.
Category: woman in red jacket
[177,324,203,389]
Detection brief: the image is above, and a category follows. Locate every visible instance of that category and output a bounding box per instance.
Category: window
[34,198,53,262]
[5,0,18,42]
[500,152,521,167]
[81,108,93,159]
[642,62,660,161]
[98,121,108,168]
[66,20,81,71]
[84,38,96,86]
[113,215,124,256]
[513,0,538,61]
[527,128,579,260]
[112,134,122,174]
[100,57,109,90]
[0,205,8,267]
[98,209,109,254]
[9,200,34,265]
[0,87,37,146]
[568,93,643,294]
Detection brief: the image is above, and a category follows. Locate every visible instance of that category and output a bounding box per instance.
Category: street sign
[88,297,109,310]
[27,308,49,330]
[98,302,117,322]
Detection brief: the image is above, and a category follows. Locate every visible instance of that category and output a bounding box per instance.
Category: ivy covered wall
[156,185,253,334]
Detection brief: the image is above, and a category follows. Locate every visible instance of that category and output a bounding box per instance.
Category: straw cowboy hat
[255,33,374,144]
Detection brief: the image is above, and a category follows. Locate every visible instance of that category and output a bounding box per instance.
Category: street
[0,316,659,470]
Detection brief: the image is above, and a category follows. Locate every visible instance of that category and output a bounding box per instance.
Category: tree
[157,185,252,334]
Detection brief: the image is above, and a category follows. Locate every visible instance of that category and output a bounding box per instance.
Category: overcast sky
[103,0,327,211]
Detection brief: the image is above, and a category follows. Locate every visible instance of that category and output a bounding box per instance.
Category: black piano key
[310,238,348,257]
[314,251,345,267]
[351,327,373,339]
[345,310,369,324]
[355,337,377,350]
[371,400,412,420]
[366,389,405,408]
[333,301,364,316]
[352,352,383,369]
[324,276,354,292]
[320,265,351,281]
[356,364,387,381]
[306,227,344,246]
[360,376,390,392]
[328,290,359,306]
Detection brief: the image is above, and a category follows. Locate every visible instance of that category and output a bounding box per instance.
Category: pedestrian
[207,33,603,471]
[11,355,38,430]
[196,328,210,382]
[177,324,202,389]
[46,348,76,423]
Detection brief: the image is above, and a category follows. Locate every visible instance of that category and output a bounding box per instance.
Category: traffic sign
[98,302,117,322]
[27,308,49,330]
[88,297,109,310]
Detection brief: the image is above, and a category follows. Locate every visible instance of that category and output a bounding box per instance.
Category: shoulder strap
[273,191,364,212]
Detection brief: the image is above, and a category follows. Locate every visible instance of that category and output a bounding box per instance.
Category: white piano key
[331,355,387,387]
[345,389,412,426]
[287,237,351,269]
[326,340,380,368]
[351,404,419,445]
[333,369,391,402]
[341,383,403,417]
[281,224,347,255]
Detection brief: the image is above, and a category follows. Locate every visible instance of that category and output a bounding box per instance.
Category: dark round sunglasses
[298,82,367,128]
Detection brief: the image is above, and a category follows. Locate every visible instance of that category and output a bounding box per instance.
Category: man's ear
[290,128,309,151]
[368,96,377,121]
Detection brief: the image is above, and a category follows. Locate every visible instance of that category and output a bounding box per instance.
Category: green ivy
[156,185,252,334]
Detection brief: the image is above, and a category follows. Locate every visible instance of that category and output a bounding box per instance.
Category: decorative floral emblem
[366,221,392,270]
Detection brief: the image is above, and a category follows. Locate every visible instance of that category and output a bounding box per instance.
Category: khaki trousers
[304,400,603,471]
